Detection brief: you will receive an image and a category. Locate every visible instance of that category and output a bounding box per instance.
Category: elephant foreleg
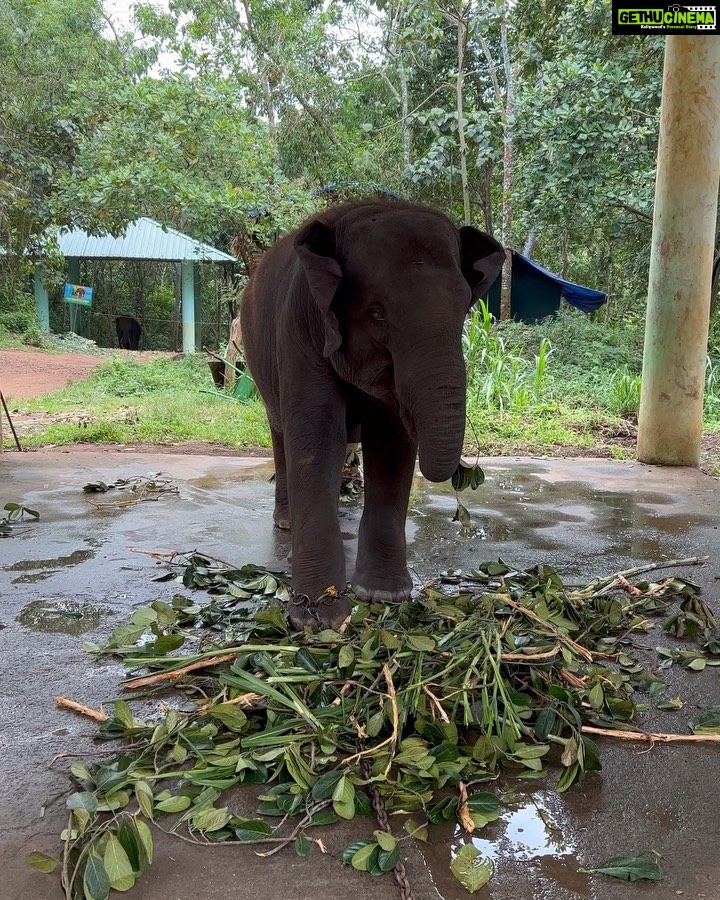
[270,428,291,530]
[283,404,352,630]
[352,413,417,602]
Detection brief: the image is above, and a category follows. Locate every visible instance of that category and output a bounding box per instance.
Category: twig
[501,647,561,663]
[344,663,399,771]
[122,653,237,690]
[569,557,708,599]
[127,548,241,569]
[0,390,22,451]
[422,685,450,723]
[55,696,108,722]
[494,593,594,662]
[582,726,720,743]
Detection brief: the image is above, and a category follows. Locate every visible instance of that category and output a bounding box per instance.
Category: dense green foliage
[0,0,690,341]
[1,0,719,452]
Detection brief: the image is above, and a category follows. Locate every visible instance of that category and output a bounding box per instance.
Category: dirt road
[0,348,107,401]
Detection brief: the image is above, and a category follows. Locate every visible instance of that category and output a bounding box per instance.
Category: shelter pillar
[34,265,49,331]
[637,37,720,466]
[181,261,197,353]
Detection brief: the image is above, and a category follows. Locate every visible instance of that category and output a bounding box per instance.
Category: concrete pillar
[194,264,202,349]
[637,37,720,466]
[181,261,196,353]
[34,265,49,331]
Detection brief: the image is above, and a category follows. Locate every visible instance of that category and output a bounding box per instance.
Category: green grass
[9,311,720,459]
[17,354,272,449]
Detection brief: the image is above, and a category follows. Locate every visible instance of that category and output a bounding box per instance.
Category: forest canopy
[0,0,688,347]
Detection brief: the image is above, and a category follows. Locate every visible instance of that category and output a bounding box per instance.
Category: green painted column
[34,265,50,331]
[181,261,196,353]
[637,37,720,466]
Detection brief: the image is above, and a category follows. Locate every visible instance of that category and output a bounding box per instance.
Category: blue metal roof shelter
[488,251,607,322]
[34,218,236,353]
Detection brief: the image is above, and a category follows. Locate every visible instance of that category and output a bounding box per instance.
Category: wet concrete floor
[1,446,719,900]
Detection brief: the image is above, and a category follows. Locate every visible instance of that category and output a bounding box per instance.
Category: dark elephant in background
[241,200,505,630]
[116,316,142,350]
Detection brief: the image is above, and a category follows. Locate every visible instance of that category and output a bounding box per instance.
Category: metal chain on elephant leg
[359,755,415,900]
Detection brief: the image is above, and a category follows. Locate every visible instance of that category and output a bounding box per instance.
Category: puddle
[449,794,577,864]
[16,598,112,634]
[423,792,583,898]
[6,548,96,572]
[409,468,714,561]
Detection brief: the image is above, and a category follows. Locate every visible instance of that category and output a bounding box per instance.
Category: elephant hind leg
[271,428,291,530]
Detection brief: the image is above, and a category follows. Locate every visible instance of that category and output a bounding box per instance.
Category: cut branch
[55,697,109,722]
[582,726,720,743]
[122,653,237,690]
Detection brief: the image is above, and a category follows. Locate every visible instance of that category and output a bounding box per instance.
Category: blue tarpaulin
[488,251,607,322]
[514,253,607,312]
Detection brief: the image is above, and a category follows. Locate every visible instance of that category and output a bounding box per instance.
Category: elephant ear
[295,220,343,358]
[459,226,507,305]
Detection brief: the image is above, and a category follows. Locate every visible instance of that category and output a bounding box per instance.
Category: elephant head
[294,203,505,482]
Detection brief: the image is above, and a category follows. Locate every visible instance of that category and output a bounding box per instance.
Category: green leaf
[117,821,141,873]
[67,791,98,815]
[374,830,397,852]
[342,839,375,866]
[465,791,501,828]
[378,845,400,871]
[191,806,231,832]
[450,844,493,892]
[155,795,192,813]
[112,699,135,728]
[407,634,436,652]
[27,851,59,873]
[583,853,664,882]
[338,644,355,668]
[404,818,429,842]
[295,834,311,857]
[134,781,154,819]
[350,841,380,872]
[689,706,720,735]
[83,853,111,900]
[311,770,343,801]
[332,775,356,820]
[103,833,135,891]
[235,819,273,842]
[134,818,154,865]
[209,703,248,732]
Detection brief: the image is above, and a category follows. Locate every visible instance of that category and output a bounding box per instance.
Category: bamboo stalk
[122,653,237,690]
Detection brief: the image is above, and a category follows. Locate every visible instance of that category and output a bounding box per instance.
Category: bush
[0,292,39,334]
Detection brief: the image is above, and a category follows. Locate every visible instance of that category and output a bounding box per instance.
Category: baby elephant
[241,200,505,631]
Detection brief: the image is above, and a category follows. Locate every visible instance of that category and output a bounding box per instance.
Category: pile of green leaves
[32,554,717,897]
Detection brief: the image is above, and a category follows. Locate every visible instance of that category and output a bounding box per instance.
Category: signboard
[64,283,93,306]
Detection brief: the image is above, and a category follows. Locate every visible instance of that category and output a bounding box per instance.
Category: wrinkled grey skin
[241,200,505,630]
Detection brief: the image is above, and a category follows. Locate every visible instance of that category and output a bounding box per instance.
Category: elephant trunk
[396,339,467,483]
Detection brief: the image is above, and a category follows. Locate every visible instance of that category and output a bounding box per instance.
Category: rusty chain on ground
[360,756,415,900]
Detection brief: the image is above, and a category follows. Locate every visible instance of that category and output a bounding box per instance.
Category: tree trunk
[560,230,570,280]
[399,60,410,173]
[455,10,471,226]
[484,161,493,235]
[499,4,514,321]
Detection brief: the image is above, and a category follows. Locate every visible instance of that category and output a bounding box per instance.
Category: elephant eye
[370,308,385,322]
